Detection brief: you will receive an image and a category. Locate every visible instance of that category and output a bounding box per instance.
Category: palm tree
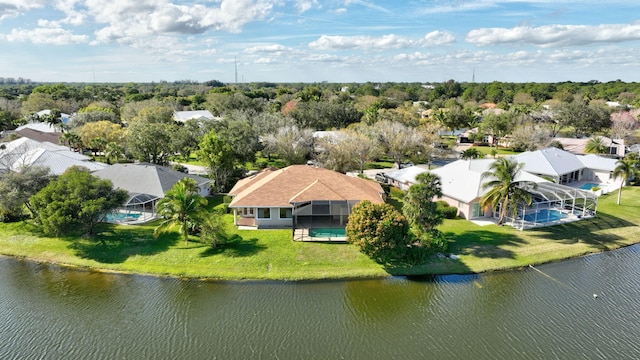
[59,132,82,152]
[612,158,638,205]
[154,178,207,244]
[585,136,608,154]
[480,158,533,225]
[460,147,484,160]
[104,142,124,164]
[89,137,107,158]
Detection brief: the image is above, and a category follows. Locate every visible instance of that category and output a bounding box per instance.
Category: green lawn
[1,188,639,280]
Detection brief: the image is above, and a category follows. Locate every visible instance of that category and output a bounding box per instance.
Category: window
[279,208,293,219]
[242,208,254,216]
[257,208,271,219]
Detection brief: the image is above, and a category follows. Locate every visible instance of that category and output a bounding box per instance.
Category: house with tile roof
[228,165,385,237]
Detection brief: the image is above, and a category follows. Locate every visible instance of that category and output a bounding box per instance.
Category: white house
[173,110,219,123]
[385,165,430,191]
[0,137,107,176]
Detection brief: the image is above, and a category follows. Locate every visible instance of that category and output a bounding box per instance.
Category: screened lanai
[106,192,158,224]
[293,200,360,241]
[500,181,598,230]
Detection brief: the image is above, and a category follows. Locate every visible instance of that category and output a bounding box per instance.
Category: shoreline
[2,240,637,282]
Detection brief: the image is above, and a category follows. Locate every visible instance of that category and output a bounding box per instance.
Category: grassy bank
[0,188,639,280]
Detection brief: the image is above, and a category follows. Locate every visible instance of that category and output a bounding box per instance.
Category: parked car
[375,172,388,182]
[399,161,414,169]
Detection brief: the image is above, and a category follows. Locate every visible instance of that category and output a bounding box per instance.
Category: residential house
[513,147,619,186]
[0,137,107,176]
[228,165,385,238]
[553,137,625,158]
[173,110,219,123]
[384,165,429,191]
[93,163,211,222]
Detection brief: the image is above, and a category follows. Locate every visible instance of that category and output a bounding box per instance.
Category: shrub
[172,163,188,173]
[435,201,458,219]
[346,201,410,263]
[441,206,458,219]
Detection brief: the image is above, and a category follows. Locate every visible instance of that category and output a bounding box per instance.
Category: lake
[1,245,640,359]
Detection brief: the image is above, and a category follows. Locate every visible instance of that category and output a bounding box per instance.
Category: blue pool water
[523,209,567,223]
[309,228,346,238]
[106,212,142,222]
[579,182,599,190]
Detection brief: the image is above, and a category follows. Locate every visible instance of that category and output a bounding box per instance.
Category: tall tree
[0,166,52,220]
[104,142,125,164]
[154,178,208,245]
[612,158,638,205]
[126,122,176,165]
[373,120,423,166]
[262,125,314,165]
[403,172,444,233]
[480,158,533,225]
[30,166,128,236]
[197,130,237,192]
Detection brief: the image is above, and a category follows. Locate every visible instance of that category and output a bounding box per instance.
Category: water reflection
[1,246,640,359]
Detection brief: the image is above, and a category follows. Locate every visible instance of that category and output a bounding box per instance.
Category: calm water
[1,245,640,359]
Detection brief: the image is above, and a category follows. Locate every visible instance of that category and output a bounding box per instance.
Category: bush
[441,206,458,219]
[389,187,405,199]
[172,163,188,173]
[346,201,410,263]
[436,201,458,219]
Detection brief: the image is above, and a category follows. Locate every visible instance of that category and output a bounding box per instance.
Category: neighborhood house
[427,148,621,229]
[93,163,211,223]
[228,165,385,241]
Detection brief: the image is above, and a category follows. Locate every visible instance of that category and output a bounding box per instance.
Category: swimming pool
[523,209,567,223]
[106,212,142,222]
[579,182,599,190]
[309,228,346,238]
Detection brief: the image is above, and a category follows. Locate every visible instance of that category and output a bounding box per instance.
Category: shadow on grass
[445,229,525,259]
[199,234,267,258]
[68,223,180,264]
[526,213,636,250]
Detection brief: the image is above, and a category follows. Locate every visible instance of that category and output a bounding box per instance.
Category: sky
[1,0,639,84]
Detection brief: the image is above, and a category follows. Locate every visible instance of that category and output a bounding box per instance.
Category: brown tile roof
[228,165,385,208]
[15,128,62,144]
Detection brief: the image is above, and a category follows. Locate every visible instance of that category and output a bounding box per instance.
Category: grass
[471,145,521,157]
[1,188,640,281]
[393,186,640,275]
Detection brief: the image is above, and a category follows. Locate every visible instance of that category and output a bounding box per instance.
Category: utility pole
[235,57,238,84]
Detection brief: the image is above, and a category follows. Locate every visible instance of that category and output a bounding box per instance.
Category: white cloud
[466,23,640,47]
[5,27,89,44]
[244,44,290,54]
[86,0,274,43]
[0,0,47,21]
[423,30,456,46]
[345,0,391,14]
[309,31,455,51]
[294,0,318,14]
[309,34,414,51]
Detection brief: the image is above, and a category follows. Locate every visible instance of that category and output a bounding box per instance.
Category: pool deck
[293,228,347,242]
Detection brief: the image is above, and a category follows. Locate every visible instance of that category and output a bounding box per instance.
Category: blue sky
[1,0,639,83]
